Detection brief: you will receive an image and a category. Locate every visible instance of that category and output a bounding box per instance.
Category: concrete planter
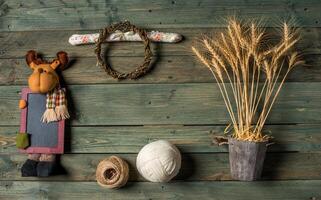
[228,137,268,181]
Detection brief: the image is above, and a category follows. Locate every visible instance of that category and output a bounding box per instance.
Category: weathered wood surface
[1,0,321,31]
[1,0,321,199]
[0,153,320,181]
[1,124,321,153]
[0,28,320,59]
[1,28,318,86]
[228,138,268,181]
[0,180,320,200]
[0,55,319,85]
[0,83,320,126]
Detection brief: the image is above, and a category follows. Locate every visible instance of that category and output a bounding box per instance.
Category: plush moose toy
[18,50,70,177]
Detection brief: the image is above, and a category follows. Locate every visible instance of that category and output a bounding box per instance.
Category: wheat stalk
[192,19,303,142]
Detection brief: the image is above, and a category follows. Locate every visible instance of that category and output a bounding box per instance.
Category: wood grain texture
[1,0,321,198]
[228,138,268,181]
[0,83,320,126]
[0,27,320,59]
[1,181,320,200]
[1,124,321,153]
[0,55,319,85]
[1,0,321,31]
[0,153,321,181]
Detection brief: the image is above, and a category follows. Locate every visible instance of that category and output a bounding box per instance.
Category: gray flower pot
[228,137,268,181]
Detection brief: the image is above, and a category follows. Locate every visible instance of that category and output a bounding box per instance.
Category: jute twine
[96,156,129,189]
[95,21,153,79]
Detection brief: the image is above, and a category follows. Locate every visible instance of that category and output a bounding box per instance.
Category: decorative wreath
[95,21,153,79]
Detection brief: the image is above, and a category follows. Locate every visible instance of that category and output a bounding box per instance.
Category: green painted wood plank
[0,55,319,85]
[0,153,321,181]
[0,83,320,126]
[1,181,320,200]
[1,0,321,31]
[1,124,321,153]
[0,28,320,59]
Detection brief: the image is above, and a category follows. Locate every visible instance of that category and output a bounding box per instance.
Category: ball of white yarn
[136,140,181,182]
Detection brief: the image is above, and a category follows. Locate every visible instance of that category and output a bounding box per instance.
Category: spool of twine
[96,156,129,189]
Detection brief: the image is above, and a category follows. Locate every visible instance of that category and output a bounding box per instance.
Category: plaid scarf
[41,88,70,123]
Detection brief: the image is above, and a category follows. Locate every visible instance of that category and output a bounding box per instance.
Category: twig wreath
[95,21,153,79]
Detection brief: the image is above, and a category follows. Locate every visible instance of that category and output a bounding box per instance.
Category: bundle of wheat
[192,19,304,142]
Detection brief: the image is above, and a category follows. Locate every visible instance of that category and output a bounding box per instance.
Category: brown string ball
[96,156,129,189]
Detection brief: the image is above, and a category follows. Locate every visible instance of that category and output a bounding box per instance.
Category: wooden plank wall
[0,0,321,199]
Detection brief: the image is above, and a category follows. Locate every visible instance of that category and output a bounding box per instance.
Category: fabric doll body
[19,50,69,177]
